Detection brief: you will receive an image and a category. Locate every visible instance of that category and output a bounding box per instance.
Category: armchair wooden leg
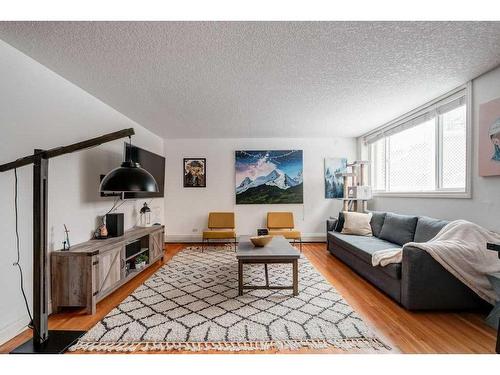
[300,238,302,253]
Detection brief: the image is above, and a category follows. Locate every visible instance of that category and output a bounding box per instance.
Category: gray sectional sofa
[327,211,487,310]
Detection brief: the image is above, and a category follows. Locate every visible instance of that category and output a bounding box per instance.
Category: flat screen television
[122,143,165,199]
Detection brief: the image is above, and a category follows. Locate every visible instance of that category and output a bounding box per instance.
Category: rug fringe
[69,338,390,353]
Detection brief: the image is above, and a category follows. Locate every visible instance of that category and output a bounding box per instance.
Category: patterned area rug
[70,246,390,352]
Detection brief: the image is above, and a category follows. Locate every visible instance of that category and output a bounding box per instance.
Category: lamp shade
[100,161,158,192]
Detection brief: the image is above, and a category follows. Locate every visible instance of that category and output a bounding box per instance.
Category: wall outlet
[192,228,198,233]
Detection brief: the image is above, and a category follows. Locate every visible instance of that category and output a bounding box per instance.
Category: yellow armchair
[267,212,302,251]
[202,212,237,250]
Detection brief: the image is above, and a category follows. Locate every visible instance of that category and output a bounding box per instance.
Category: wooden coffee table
[236,235,300,296]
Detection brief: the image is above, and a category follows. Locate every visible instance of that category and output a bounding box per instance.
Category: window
[364,86,470,197]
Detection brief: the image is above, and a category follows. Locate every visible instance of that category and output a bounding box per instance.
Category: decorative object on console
[257,228,269,236]
[335,160,371,212]
[235,150,303,204]
[62,224,71,251]
[100,136,159,193]
[95,224,108,239]
[479,97,500,176]
[139,202,152,227]
[183,158,206,187]
[324,157,347,198]
[135,253,149,270]
[0,128,138,353]
[106,213,124,237]
[250,235,273,247]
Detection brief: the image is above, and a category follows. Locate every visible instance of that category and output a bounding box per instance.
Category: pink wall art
[479,97,500,176]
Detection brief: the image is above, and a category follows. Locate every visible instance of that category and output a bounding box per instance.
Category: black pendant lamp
[100,136,158,193]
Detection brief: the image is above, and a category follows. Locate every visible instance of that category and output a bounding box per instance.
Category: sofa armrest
[401,245,486,310]
[326,217,338,232]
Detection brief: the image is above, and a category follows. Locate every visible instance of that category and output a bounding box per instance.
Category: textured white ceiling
[1,21,500,138]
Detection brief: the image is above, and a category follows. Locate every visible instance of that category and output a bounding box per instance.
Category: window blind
[362,88,466,145]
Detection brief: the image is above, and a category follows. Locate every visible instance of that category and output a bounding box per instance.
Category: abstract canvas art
[324,157,347,198]
[479,97,500,176]
[235,150,303,204]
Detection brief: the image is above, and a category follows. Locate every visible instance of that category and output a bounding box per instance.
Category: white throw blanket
[372,220,500,304]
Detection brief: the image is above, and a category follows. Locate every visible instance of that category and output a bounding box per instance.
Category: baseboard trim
[166,233,326,243]
[0,316,29,346]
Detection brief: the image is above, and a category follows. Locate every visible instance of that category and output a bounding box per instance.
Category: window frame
[365,83,472,199]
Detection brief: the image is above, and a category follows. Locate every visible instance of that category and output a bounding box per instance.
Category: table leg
[238,260,243,296]
[264,263,269,287]
[293,259,298,296]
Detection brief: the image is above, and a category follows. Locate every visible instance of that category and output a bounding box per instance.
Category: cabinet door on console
[96,245,123,298]
[149,230,164,262]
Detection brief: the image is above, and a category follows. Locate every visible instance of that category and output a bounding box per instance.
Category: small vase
[99,224,108,238]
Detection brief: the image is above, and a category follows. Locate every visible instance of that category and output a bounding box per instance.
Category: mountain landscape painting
[235,150,303,204]
[324,157,347,198]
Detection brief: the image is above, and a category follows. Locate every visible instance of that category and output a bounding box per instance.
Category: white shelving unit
[335,160,372,212]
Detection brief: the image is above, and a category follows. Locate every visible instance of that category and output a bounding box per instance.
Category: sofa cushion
[369,211,386,237]
[414,216,449,242]
[328,235,402,283]
[341,212,373,236]
[328,231,399,264]
[203,230,236,239]
[378,212,418,246]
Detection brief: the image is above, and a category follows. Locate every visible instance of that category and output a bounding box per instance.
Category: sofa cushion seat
[328,232,401,279]
[328,231,397,264]
[202,230,236,239]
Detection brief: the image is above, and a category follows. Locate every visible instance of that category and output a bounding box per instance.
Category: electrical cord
[102,195,121,223]
[94,195,126,237]
[13,168,40,341]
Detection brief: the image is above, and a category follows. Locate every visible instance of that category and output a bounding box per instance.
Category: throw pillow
[334,211,345,232]
[369,211,386,237]
[378,212,418,246]
[413,216,449,242]
[341,211,373,236]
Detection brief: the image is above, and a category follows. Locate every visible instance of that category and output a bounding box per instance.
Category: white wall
[367,65,500,232]
[164,138,357,242]
[0,40,165,345]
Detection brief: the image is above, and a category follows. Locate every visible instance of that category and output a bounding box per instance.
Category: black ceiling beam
[0,128,135,172]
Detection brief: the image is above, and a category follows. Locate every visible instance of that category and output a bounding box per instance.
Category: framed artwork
[183,158,206,187]
[324,157,347,198]
[479,97,500,176]
[235,150,303,204]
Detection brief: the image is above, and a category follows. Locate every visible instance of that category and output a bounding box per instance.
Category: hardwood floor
[0,243,496,354]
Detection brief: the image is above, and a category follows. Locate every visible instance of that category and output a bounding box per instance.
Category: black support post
[2,128,137,354]
[33,150,49,345]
